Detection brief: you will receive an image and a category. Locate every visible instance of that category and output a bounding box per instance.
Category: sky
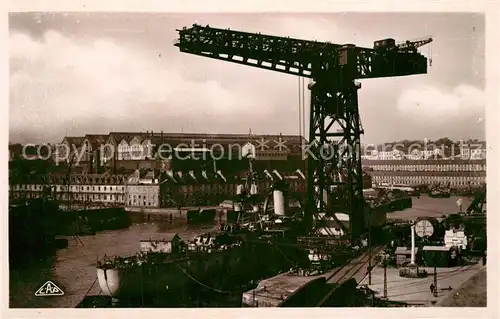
[9,12,485,145]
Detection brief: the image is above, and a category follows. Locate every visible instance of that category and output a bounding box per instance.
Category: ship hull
[97,260,191,299]
[97,241,299,301]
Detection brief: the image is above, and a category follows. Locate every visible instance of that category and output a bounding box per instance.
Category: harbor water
[9,195,473,308]
[9,221,217,308]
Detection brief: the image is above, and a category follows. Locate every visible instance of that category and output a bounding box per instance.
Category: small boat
[428,182,451,198]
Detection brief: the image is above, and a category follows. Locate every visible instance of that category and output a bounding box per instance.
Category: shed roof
[395,247,419,255]
[84,134,109,149]
[422,246,451,251]
[62,136,85,147]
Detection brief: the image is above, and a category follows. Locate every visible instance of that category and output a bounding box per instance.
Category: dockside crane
[174,24,432,240]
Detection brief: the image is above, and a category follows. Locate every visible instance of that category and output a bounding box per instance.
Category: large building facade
[49,131,306,176]
[362,159,486,189]
[9,173,127,208]
[361,141,486,161]
[9,168,308,210]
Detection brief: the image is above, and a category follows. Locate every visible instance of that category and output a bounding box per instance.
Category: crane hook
[428,41,433,67]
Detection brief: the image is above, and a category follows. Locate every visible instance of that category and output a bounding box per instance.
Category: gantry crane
[174,24,432,240]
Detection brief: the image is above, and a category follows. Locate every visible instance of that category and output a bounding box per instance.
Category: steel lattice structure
[174,24,431,240]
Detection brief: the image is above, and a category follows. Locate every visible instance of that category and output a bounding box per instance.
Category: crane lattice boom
[175,24,429,80]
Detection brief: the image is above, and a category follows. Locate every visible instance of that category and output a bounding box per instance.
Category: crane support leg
[306,80,365,241]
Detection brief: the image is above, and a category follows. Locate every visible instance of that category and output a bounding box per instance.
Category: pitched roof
[9,143,23,153]
[108,132,153,144]
[84,134,109,148]
[148,133,305,155]
[56,132,306,155]
[395,247,419,254]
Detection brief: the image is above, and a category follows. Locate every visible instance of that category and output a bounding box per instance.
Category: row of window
[10,192,126,202]
[127,186,158,193]
[128,194,158,201]
[363,153,486,160]
[369,164,486,172]
[127,199,159,207]
[174,183,305,193]
[59,193,125,201]
[372,175,485,187]
[11,184,126,192]
[11,181,306,196]
[117,144,151,150]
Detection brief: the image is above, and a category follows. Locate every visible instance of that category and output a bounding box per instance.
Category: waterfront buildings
[8,173,127,208]
[362,159,486,189]
[8,167,308,211]
[9,135,486,209]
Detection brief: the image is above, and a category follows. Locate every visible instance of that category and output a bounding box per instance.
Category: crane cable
[298,76,307,156]
[429,40,433,67]
[302,77,306,142]
[174,262,233,294]
[298,76,302,139]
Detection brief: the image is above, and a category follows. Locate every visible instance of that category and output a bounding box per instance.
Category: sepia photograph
[7,10,490,310]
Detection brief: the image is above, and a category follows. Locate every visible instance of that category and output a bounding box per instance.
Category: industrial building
[8,168,308,210]
[360,141,486,161]
[9,173,128,207]
[125,169,161,208]
[50,132,306,175]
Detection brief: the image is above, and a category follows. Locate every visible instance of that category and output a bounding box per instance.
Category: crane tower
[174,24,432,240]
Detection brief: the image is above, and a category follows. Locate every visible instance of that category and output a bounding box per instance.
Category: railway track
[317,246,383,306]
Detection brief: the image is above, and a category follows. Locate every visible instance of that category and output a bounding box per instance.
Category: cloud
[396,84,485,121]
[9,13,485,145]
[9,30,270,143]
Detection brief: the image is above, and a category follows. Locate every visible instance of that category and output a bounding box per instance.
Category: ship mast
[235,131,261,224]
